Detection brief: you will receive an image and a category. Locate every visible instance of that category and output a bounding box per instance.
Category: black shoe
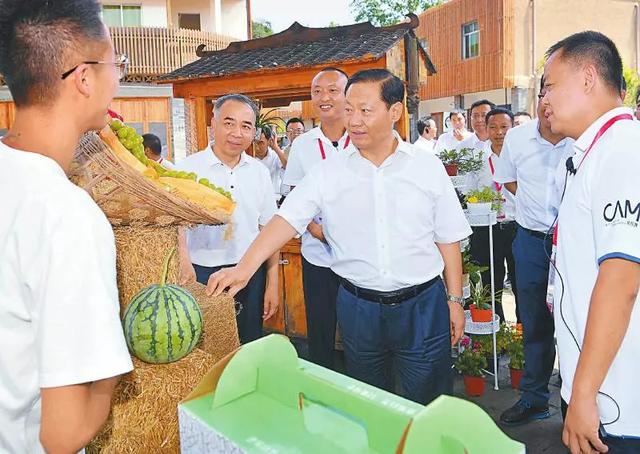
[500,399,550,426]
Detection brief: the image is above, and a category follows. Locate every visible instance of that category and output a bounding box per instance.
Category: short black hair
[485,107,515,125]
[417,116,434,135]
[0,0,108,107]
[318,66,349,79]
[514,111,532,119]
[345,69,405,109]
[258,125,273,141]
[470,99,496,113]
[540,75,545,94]
[449,110,465,120]
[286,117,304,128]
[546,31,623,95]
[142,133,162,156]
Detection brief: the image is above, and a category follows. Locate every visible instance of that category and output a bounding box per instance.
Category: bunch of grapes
[198,178,233,199]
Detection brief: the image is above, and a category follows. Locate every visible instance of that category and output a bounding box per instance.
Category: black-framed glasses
[61,53,129,80]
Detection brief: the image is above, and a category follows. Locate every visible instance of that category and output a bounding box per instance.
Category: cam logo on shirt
[603,200,640,227]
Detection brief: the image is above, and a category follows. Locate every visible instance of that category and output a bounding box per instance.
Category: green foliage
[256,108,285,135]
[327,20,341,27]
[466,186,503,212]
[438,148,484,172]
[252,20,274,39]
[461,248,488,284]
[468,281,495,311]
[623,64,640,108]
[350,0,444,27]
[505,325,525,369]
[455,348,487,377]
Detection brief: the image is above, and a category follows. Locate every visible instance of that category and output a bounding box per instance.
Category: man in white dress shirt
[413,116,437,153]
[207,69,471,405]
[176,94,279,344]
[0,1,133,452]
[543,31,640,453]
[456,99,496,154]
[469,108,518,323]
[281,67,352,370]
[433,110,473,155]
[495,79,575,426]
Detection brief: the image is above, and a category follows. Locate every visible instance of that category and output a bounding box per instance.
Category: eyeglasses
[61,53,129,80]
[287,128,305,135]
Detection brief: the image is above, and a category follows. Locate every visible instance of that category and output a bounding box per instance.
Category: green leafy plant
[438,148,484,173]
[438,149,461,166]
[505,325,525,370]
[468,281,494,311]
[454,347,487,377]
[350,0,444,27]
[466,186,503,212]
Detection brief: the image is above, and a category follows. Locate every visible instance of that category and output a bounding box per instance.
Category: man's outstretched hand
[206,265,252,297]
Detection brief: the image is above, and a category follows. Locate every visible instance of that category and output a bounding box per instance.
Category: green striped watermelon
[123,247,203,364]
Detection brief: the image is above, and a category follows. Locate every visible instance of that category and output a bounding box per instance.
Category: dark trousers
[469,221,520,323]
[194,263,266,344]
[336,278,452,405]
[512,226,556,407]
[301,257,339,370]
[561,399,640,453]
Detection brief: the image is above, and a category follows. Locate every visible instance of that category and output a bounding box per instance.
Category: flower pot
[445,164,459,176]
[467,201,492,215]
[510,368,524,390]
[470,304,493,322]
[463,375,486,397]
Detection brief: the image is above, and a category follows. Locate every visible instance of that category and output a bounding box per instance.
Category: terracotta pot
[445,164,459,176]
[463,375,486,397]
[470,304,493,322]
[510,368,524,390]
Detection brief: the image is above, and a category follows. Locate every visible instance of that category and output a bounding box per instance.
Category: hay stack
[88,226,239,453]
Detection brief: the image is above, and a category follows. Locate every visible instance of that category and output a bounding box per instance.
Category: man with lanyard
[456,99,496,190]
[543,31,640,453]
[206,69,471,405]
[469,108,518,323]
[0,1,133,451]
[413,116,437,153]
[433,110,473,155]
[177,94,279,344]
[494,78,575,425]
[281,67,352,370]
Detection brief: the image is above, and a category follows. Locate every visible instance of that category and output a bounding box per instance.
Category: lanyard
[488,156,502,192]
[553,113,633,245]
[317,136,351,160]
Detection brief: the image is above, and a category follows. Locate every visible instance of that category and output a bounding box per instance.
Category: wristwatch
[447,294,465,306]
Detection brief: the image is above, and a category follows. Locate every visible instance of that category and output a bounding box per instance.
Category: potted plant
[468,282,493,323]
[506,325,525,389]
[455,347,487,397]
[465,186,500,215]
[438,149,461,176]
[457,148,485,174]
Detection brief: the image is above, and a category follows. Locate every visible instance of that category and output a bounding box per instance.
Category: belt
[519,225,549,240]
[497,220,517,230]
[339,276,440,305]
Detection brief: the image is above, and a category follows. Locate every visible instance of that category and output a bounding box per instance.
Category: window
[102,5,142,27]
[462,21,480,59]
[178,14,201,31]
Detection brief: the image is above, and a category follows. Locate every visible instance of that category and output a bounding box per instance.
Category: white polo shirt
[475,141,516,222]
[176,146,277,267]
[433,129,473,155]
[493,119,575,232]
[257,148,284,197]
[278,132,472,292]
[158,157,176,170]
[555,107,640,437]
[0,141,133,453]
[413,136,436,153]
[282,126,353,267]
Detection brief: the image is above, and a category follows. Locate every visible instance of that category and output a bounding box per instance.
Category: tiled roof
[160,14,435,82]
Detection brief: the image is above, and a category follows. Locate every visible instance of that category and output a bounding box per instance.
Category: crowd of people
[0,0,639,452]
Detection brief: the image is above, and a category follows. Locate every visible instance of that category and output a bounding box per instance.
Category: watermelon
[123,247,203,364]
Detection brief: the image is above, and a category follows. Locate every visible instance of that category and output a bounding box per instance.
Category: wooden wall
[0,98,173,159]
[416,0,515,100]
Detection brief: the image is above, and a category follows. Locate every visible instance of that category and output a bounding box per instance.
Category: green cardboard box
[178,334,524,453]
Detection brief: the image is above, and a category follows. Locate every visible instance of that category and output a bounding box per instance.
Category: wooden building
[159,15,436,338]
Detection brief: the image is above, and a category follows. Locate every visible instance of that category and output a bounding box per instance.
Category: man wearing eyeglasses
[0,1,132,453]
[283,117,306,159]
[494,78,575,426]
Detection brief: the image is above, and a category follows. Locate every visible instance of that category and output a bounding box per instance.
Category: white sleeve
[433,162,473,243]
[36,198,133,388]
[433,134,448,155]
[592,148,640,265]
[277,165,323,234]
[282,140,305,186]
[258,166,277,226]
[493,131,517,184]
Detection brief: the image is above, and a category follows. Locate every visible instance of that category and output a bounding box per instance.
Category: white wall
[172,0,213,32]
[100,0,168,27]
[221,0,247,40]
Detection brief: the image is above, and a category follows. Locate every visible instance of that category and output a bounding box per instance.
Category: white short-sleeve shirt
[493,119,575,232]
[555,107,640,437]
[282,126,353,267]
[433,129,473,155]
[176,147,277,267]
[278,132,472,291]
[0,142,133,453]
[413,136,436,153]
[257,148,284,197]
